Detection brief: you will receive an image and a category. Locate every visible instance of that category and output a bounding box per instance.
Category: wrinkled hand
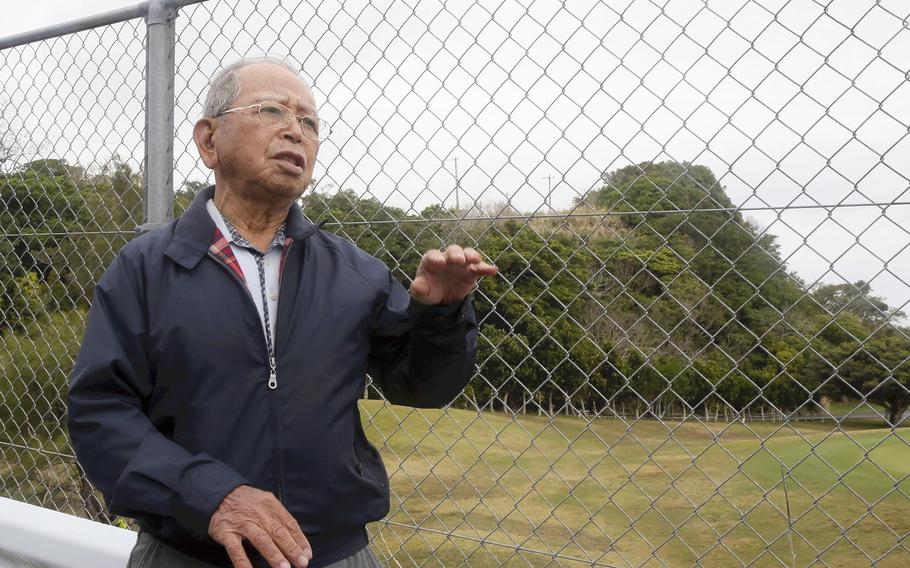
[209,485,312,568]
[410,244,498,305]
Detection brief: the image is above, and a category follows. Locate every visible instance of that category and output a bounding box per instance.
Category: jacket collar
[164,184,321,270]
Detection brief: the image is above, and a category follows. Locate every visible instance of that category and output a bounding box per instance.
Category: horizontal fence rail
[1,0,909,566]
[0,497,136,568]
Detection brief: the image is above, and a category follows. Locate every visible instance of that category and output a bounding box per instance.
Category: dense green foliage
[2,158,908,426]
[0,156,141,461]
[1,157,141,332]
[0,309,87,442]
[303,162,910,425]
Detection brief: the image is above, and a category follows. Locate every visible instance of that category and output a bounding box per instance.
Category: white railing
[0,498,135,568]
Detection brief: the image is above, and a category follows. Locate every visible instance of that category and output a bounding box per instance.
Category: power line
[316,200,910,227]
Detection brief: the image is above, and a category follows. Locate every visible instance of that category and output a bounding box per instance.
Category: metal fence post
[141,0,177,232]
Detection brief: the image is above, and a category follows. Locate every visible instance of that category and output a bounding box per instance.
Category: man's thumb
[409,277,436,304]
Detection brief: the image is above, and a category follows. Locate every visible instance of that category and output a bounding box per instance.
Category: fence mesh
[0,17,146,522]
[2,1,910,566]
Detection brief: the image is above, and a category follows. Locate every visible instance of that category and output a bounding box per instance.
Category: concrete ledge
[0,498,136,568]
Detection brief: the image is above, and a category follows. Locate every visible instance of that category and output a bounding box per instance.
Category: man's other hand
[410,245,498,306]
[209,485,312,568]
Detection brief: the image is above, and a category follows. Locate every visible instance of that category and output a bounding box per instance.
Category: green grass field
[2,400,906,567]
[359,401,910,567]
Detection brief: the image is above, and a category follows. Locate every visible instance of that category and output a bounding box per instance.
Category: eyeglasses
[218,101,331,141]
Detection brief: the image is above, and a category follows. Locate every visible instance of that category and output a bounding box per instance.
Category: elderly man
[67,57,496,568]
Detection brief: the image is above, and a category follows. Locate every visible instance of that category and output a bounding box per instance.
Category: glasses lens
[258,103,288,128]
[257,102,331,141]
[297,117,331,141]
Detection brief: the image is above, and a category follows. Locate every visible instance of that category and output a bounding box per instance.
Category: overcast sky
[2,0,909,314]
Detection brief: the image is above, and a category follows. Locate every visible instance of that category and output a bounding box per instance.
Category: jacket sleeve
[366,271,478,408]
[67,254,248,540]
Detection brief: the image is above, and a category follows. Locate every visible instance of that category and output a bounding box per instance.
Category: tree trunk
[887,402,908,427]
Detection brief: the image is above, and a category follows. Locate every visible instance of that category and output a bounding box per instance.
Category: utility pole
[454,157,460,212]
[446,157,461,212]
[543,173,553,212]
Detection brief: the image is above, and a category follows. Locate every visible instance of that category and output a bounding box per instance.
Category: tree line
[298,161,910,425]
[2,158,908,434]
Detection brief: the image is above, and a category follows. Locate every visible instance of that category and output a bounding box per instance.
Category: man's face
[207,63,320,202]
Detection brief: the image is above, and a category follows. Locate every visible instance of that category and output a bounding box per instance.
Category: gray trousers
[126,532,383,568]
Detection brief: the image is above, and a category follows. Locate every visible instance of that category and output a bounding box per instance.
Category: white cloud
[2,0,910,309]
[0,0,138,38]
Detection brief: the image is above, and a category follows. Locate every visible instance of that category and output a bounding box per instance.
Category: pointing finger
[470,262,498,277]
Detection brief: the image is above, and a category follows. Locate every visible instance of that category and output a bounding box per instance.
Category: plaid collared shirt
[206,200,292,359]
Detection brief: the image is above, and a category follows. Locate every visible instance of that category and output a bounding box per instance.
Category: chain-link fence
[2,0,910,566]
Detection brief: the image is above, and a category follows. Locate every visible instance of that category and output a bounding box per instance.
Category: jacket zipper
[268,356,278,389]
[206,250,281,390]
[207,245,289,503]
[271,239,293,502]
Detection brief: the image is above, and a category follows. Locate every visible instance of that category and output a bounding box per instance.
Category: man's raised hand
[409,245,497,306]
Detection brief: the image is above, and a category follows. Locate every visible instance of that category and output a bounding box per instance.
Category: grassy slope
[359,400,910,567]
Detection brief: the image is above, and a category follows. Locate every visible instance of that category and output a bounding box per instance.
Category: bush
[0,308,87,444]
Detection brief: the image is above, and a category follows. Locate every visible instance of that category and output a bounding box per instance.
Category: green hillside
[302,161,910,426]
[4,157,908,424]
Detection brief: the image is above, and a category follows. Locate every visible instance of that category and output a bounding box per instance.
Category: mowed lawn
[358,401,910,567]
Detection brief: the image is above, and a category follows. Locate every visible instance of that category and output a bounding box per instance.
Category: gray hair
[202,56,307,118]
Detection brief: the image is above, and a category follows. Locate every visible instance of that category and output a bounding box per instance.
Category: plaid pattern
[214,217,290,360]
[208,228,292,283]
[208,227,246,284]
[221,218,288,256]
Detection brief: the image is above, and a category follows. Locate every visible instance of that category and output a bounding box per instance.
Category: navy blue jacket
[67,185,477,567]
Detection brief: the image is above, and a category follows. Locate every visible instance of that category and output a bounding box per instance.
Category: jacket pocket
[352,433,388,494]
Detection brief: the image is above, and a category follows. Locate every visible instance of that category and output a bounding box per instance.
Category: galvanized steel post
[141,0,177,232]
